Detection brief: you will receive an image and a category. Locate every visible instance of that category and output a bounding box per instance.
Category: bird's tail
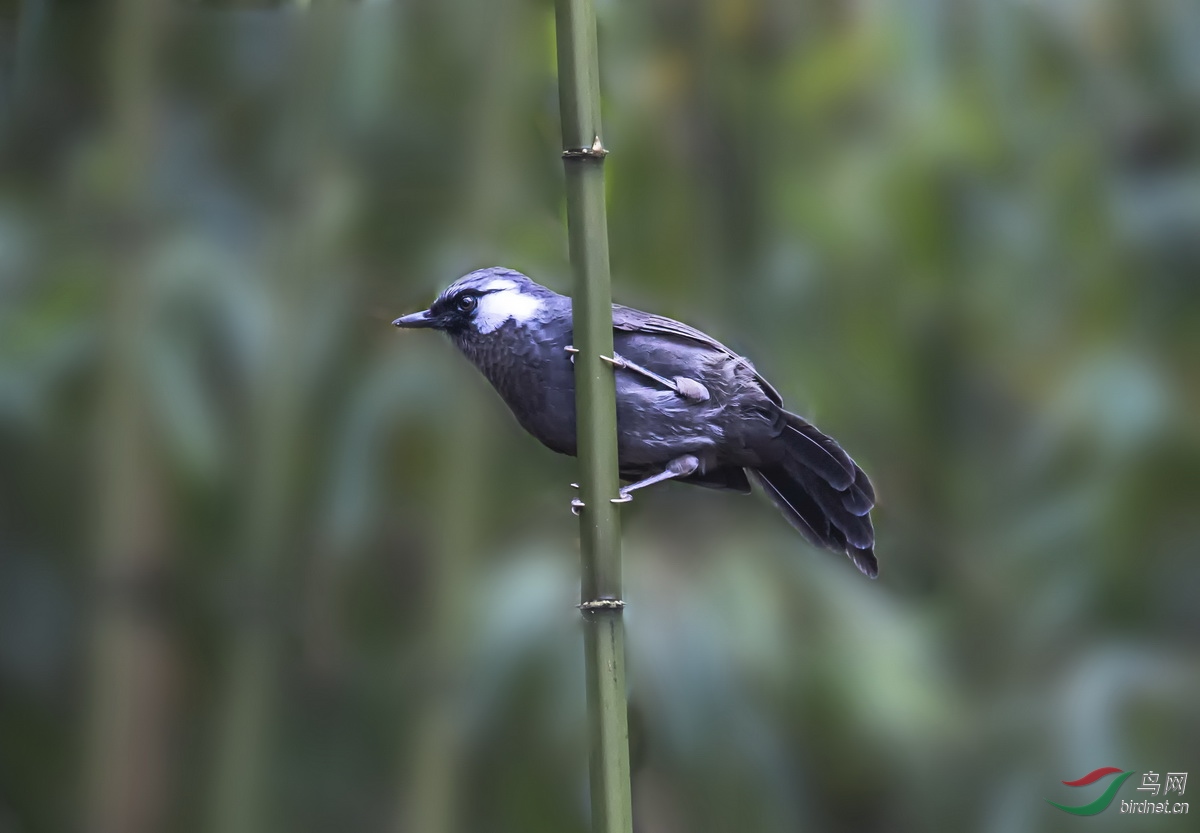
[749,411,878,578]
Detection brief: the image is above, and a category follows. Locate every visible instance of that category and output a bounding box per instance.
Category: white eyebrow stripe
[483,278,517,292]
[474,288,542,333]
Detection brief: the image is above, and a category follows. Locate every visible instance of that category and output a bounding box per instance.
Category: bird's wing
[611,304,784,406]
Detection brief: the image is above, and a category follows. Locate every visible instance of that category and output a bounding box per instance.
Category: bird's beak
[393,309,437,329]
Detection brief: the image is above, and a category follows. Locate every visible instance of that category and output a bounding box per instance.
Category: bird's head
[393,267,551,339]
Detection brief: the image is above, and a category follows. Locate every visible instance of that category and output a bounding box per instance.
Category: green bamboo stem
[553,1,634,831]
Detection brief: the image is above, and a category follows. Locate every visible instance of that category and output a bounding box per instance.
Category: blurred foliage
[1,1,1198,832]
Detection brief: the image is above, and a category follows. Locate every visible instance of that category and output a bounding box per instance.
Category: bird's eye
[457,294,478,312]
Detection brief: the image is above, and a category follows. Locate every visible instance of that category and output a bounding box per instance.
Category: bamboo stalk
[553,1,633,831]
[205,7,340,833]
[396,1,522,829]
[84,2,175,832]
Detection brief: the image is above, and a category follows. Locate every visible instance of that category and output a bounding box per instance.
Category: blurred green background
[1,1,1198,832]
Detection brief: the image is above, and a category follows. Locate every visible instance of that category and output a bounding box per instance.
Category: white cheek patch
[475,288,543,333]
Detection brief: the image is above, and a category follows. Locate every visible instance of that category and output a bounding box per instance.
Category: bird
[393,266,878,577]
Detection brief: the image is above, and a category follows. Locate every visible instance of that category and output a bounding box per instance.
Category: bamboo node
[562,135,608,159]
[578,598,626,613]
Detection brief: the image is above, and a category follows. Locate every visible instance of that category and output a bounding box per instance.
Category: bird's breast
[457,326,579,455]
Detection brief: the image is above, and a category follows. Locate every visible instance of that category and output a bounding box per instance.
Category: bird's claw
[573,486,630,511]
[599,354,627,369]
[564,345,579,365]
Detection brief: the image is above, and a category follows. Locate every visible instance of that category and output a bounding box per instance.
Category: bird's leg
[572,455,700,511]
[598,352,672,387]
[599,352,710,403]
[615,455,701,502]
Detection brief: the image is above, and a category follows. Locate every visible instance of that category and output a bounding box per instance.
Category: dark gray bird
[394,267,878,577]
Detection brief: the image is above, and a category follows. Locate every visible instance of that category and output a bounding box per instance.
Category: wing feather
[611,304,783,406]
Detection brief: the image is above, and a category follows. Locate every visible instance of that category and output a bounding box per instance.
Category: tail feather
[783,421,855,490]
[793,466,874,549]
[752,412,878,578]
[749,468,830,547]
[841,472,875,516]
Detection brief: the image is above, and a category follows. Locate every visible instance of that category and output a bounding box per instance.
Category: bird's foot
[598,354,628,370]
[612,456,702,500]
[571,482,631,511]
[564,345,579,365]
